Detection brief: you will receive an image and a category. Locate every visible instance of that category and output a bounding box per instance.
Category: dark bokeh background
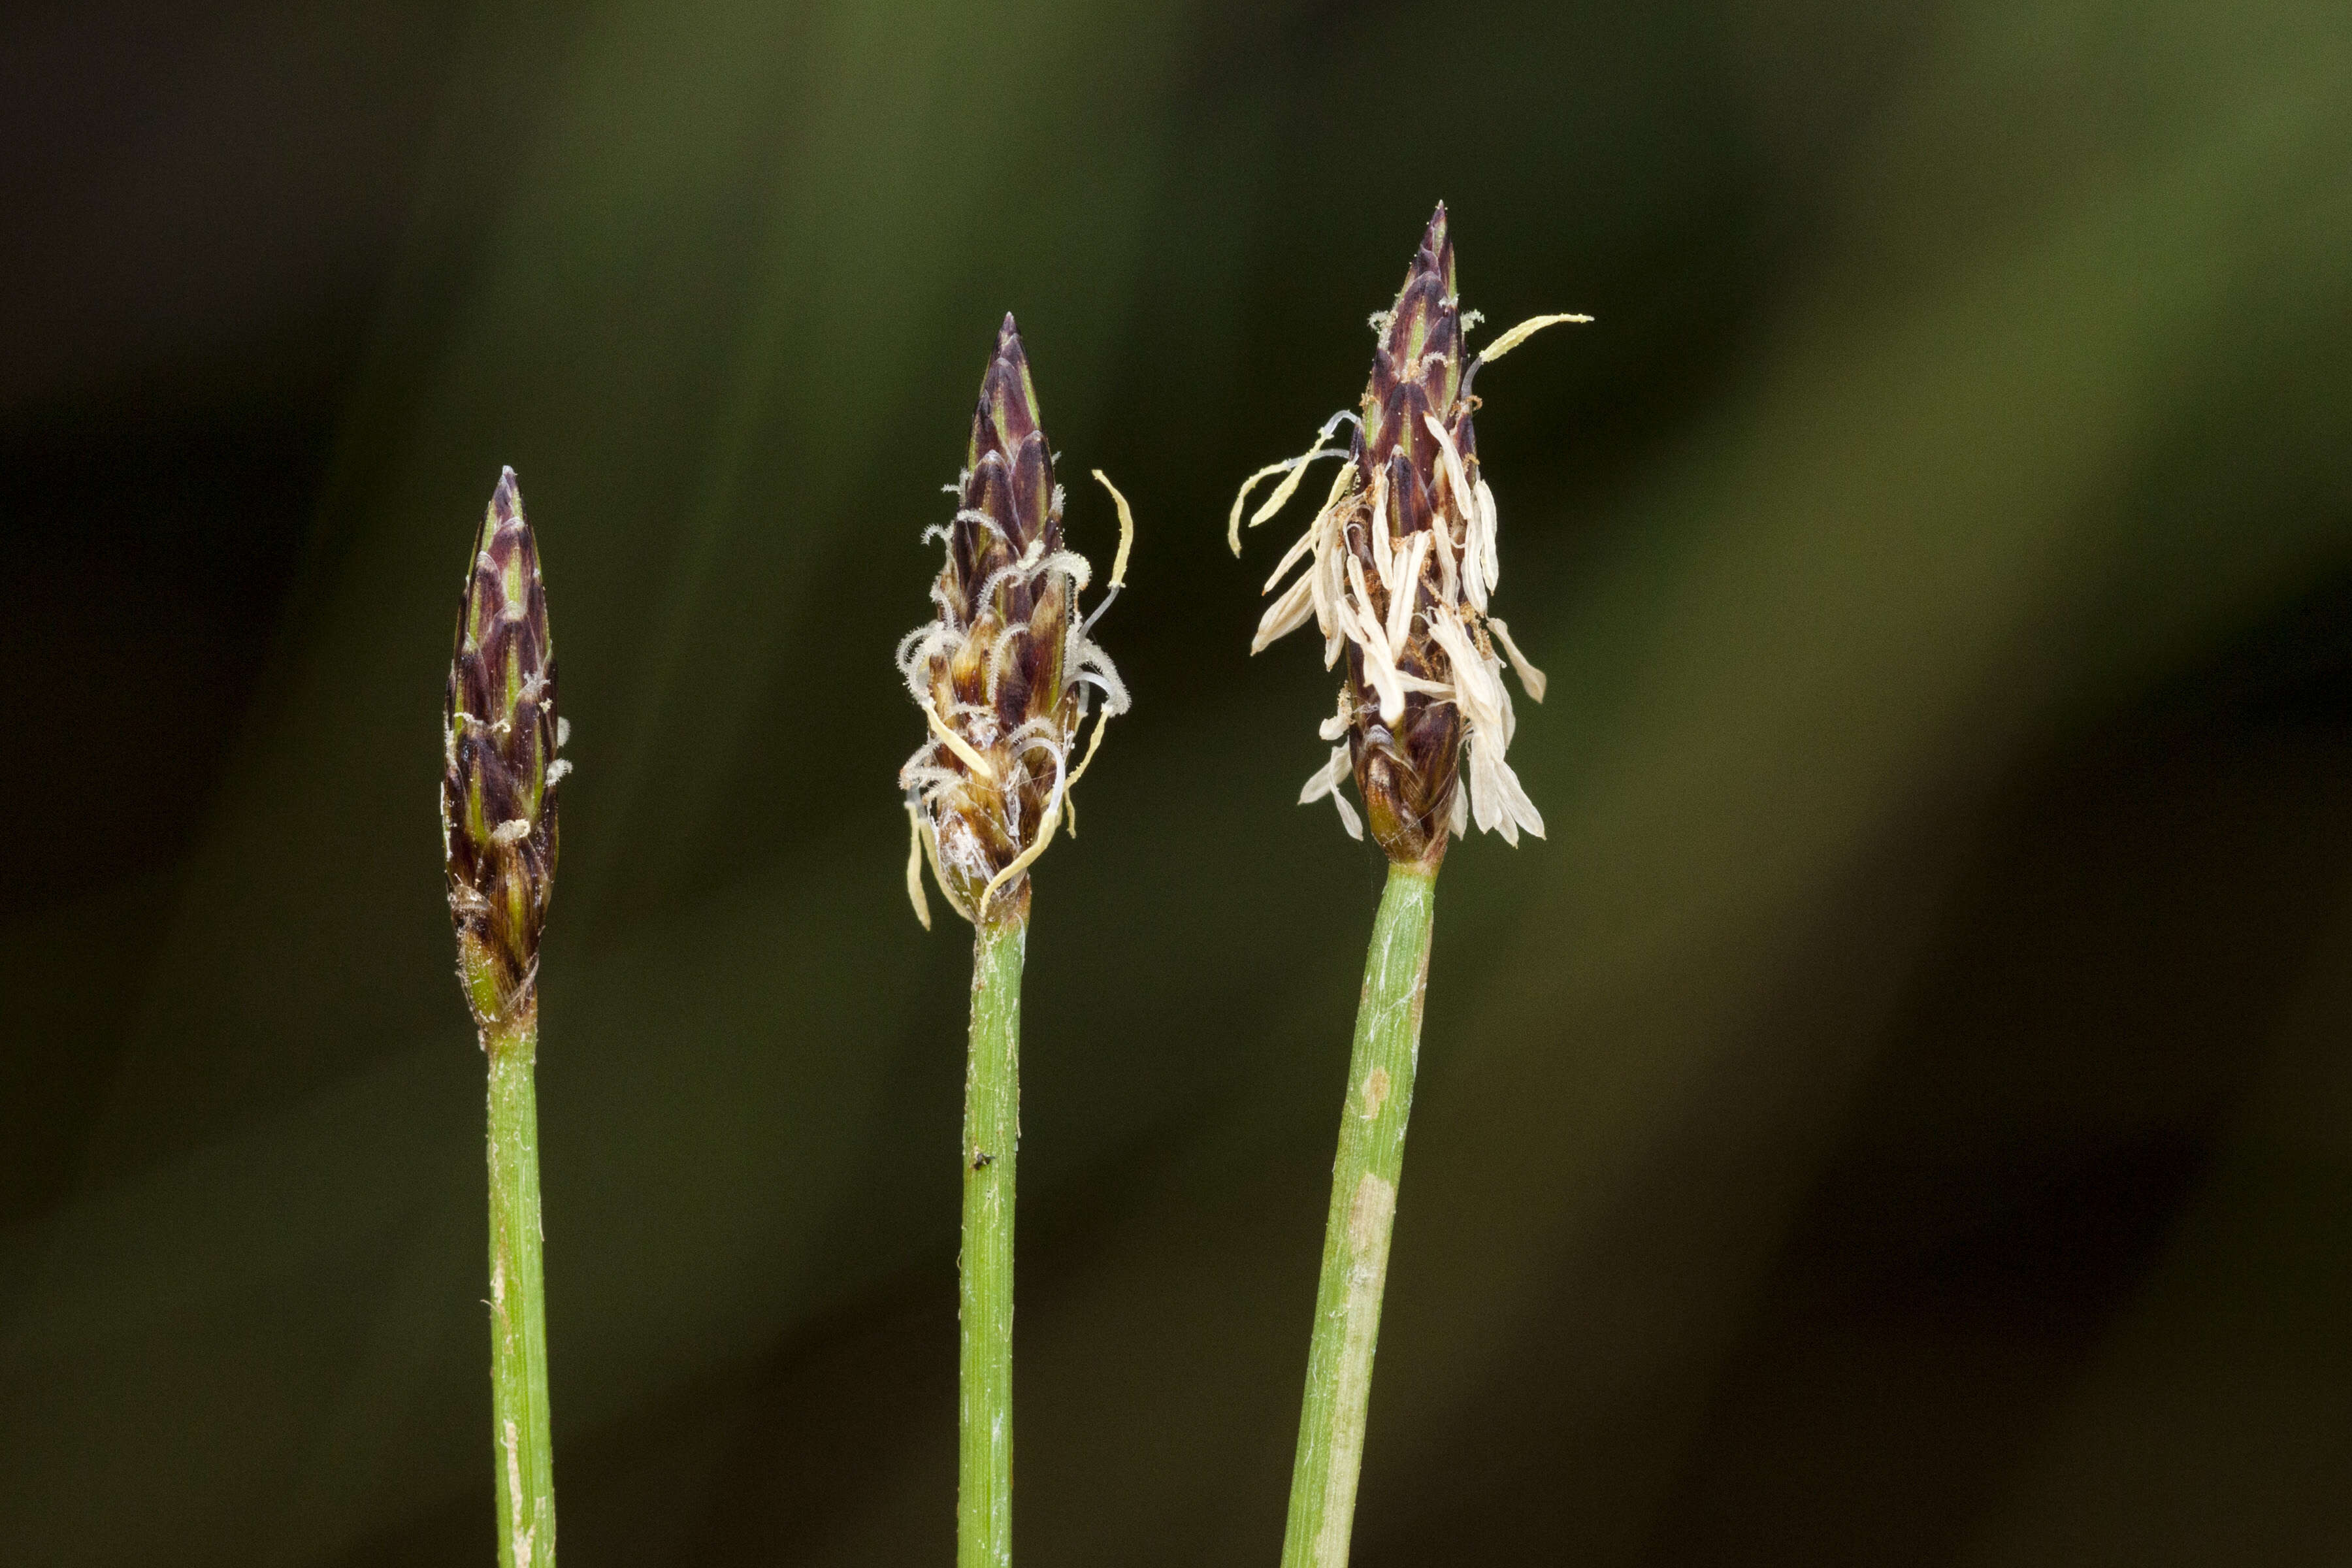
[5,1,2352,1562]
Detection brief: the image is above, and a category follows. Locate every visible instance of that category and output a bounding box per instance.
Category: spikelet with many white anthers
[897,314,1134,926]
[1230,204,1584,868]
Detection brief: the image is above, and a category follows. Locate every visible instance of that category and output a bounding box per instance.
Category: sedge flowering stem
[1280,861,1437,1568]
[444,469,563,1568]
[898,321,1129,1565]
[960,896,1028,1568]
[484,1004,557,1568]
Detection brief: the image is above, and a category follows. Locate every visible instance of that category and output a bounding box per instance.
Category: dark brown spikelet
[1235,204,1582,866]
[897,316,1132,925]
[1348,206,1471,863]
[443,467,567,1028]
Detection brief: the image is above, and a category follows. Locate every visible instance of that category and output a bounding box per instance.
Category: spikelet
[443,468,567,1028]
[898,317,1132,924]
[1233,205,1585,865]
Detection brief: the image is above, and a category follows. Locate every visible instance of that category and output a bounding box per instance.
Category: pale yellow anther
[919,813,972,924]
[979,794,1061,913]
[1090,470,1136,589]
[1228,425,1349,555]
[1228,460,1295,555]
[1060,706,1115,838]
[1250,447,1343,531]
[904,803,934,930]
[1477,312,1592,365]
[1066,706,1113,794]
[925,702,996,780]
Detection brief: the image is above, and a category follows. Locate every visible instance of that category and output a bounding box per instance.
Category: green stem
[1280,861,1439,1568]
[485,1002,557,1568]
[961,899,1028,1568]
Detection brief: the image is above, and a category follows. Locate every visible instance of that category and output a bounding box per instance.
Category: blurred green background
[6,0,2352,1562]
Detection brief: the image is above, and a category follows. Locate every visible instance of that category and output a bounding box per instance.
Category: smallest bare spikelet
[897,316,1134,926]
[1232,204,1586,866]
[443,467,568,1028]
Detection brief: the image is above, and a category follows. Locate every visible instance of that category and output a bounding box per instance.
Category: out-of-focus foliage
[3,0,2349,1563]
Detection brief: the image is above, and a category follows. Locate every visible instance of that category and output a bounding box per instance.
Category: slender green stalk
[1281,862,1439,1568]
[898,322,1132,1566]
[485,1005,556,1568]
[444,469,563,1567]
[960,900,1028,1568]
[1233,204,1571,1568]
